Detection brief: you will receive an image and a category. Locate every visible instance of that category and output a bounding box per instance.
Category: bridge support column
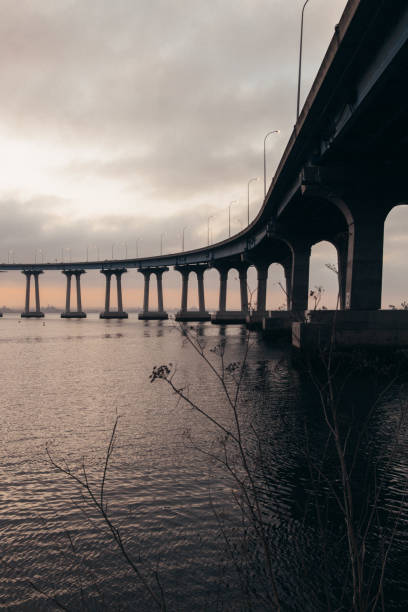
[21,271,44,318]
[142,270,150,312]
[61,270,86,318]
[345,211,385,310]
[256,266,268,315]
[283,260,292,310]
[175,265,210,321]
[212,265,248,324]
[138,267,169,320]
[156,270,165,313]
[245,264,268,329]
[289,243,311,315]
[100,269,128,319]
[197,268,206,314]
[219,269,228,313]
[181,269,189,312]
[239,267,249,314]
[335,240,348,310]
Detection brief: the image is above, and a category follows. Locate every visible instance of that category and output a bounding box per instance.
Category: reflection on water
[0,314,407,610]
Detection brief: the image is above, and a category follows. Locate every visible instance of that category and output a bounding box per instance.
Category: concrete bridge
[1,0,408,349]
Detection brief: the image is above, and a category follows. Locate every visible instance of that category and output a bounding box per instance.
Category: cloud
[0,194,227,262]
[0,0,347,220]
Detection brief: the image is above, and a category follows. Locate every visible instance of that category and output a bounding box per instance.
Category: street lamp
[228,201,237,237]
[207,215,214,246]
[111,244,115,260]
[135,238,141,258]
[296,0,311,121]
[247,177,259,225]
[263,130,280,197]
[182,226,188,252]
[160,233,165,255]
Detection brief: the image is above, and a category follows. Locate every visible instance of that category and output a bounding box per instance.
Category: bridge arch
[187,270,198,311]
[226,268,240,311]
[308,240,340,310]
[203,267,220,312]
[382,203,408,309]
[266,263,287,311]
[246,265,258,311]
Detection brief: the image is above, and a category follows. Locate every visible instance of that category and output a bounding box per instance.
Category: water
[0,314,407,610]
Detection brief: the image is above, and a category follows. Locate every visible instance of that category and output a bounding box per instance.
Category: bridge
[1,0,408,348]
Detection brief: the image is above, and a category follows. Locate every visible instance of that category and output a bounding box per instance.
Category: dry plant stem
[46,418,167,612]
[158,325,281,610]
[306,289,405,611]
[28,581,71,611]
[181,326,280,607]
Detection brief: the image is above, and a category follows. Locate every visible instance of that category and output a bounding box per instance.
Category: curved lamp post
[247,177,259,225]
[182,226,188,252]
[135,238,141,258]
[263,130,280,196]
[228,200,237,237]
[296,0,311,121]
[207,215,214,246]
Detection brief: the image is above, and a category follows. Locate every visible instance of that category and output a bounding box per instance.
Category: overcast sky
[0,0,406,309]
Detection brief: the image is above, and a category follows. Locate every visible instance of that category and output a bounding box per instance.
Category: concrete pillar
[24,272,31,314]
[64,272,72,313]
[139,267,168,320]
[156,271,164,313]
[75,272,83,313]
[239,268,248,313]
[218,269,228,313]
[116,272,124,314]
[62,270,86,318]
[336,241,348,310]
[345,212,385,310]
[197,269,206,313]
[100,269,128,319]
[283,260,292,310]
[175,265,209,322]
[21,270,44,317]
[290,244,311,313]
[104,272,111,313]
[143,271,150,312]
[34,273,41,313]
[256,266,268,313]
[181,270,189,312]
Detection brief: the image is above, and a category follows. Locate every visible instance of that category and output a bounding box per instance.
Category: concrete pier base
[138,311,168,320]
[175,311,210,322]
[100,311,128,319]
[211,311,247,324]
[21,312,44,318]
[61,312,87,318]
[293,310,408,350]
[262,311,294,338]
[245,312,265,329]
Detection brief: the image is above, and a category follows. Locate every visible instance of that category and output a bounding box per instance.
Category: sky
[0,0,406,310]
